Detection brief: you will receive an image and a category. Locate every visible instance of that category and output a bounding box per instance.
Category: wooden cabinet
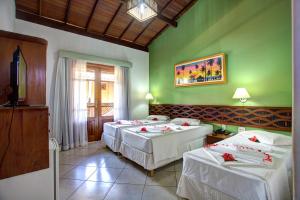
[0,107,49,179]
[0,30,48,180]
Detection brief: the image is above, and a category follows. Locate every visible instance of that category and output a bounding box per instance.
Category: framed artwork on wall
[174,53,226,87]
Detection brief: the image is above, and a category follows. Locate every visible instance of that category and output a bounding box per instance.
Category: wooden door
[87,64,114,142]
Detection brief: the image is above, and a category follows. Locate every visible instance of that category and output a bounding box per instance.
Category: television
[8,46,27,106]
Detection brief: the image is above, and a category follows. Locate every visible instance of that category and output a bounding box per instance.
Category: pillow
[146,115,169,121]
[240,130,292,146]
[170,118,200,126]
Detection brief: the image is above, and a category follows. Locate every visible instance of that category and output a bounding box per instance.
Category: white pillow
[170,118,200,126]
[146,115,169,121]
[240,130,292,146]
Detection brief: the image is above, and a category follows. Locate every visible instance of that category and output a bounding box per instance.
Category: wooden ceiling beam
[16,9,148,52]
[156,14,177,27]
[103,2,123,35]
[38,0,42,16]
[86,0,100,30]
[64,0,72,23]
[119,18,134,39]
[145,23,168,46]
[133,0,174,43]
[133,20,154,43]
[146,0,197,46]
[174,0,197,20]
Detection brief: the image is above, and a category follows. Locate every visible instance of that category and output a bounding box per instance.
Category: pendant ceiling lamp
[127,0,158,22]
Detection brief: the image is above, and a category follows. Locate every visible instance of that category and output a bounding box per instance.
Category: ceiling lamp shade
[232,88,251,103]
[127,0,158,22]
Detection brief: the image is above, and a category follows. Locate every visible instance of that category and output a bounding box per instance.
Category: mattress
[121,123,213,157]
[177,133,292,200]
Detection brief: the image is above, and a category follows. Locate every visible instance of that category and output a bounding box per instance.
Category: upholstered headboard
[149,104,292,131]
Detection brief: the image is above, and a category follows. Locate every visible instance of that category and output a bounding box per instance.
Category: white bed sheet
[121,123,213,164]
[177,133,292,200]
[102,120,166,152]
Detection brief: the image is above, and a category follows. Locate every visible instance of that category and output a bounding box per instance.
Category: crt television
[8,46,27,106]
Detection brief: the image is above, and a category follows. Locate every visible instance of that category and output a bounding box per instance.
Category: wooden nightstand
[206,133,232,144]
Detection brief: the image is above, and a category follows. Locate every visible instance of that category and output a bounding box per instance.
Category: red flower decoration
[182,122,190,126]
[222,153,236,161]
[140,127,148,132]
[249,136,260,143]
[263,153,272,162]
[116,120,122,124]
[152,118,159,121]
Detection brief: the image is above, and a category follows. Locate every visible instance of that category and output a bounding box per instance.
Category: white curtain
[114,66,129,121]
[52,57,88,150]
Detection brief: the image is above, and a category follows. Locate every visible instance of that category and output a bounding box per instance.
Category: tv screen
[17,49,26,101]
[9,46,27,105]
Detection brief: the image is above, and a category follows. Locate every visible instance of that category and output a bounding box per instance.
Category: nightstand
[206,132,232,144]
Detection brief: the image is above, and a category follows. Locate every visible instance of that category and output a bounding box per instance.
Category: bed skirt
[120,137,205,170]
[102,133,119,152]
[177,173,236,200]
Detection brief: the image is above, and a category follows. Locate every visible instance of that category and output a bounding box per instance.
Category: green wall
[149,0,292,134]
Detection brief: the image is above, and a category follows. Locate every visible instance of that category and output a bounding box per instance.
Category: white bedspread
[177,133,292,200]
[122,124,213,164]
[102,120,167,152]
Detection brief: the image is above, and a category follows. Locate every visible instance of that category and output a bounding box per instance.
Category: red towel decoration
[263,153,272,162]
[222,153,236,162]
[140,127,148,132]
[249,136,260,143]
[181,122,190,126]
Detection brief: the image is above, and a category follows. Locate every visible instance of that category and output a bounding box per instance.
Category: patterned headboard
[149,104,292,131]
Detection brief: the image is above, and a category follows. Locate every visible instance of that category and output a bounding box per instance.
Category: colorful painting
[174,53,226,87]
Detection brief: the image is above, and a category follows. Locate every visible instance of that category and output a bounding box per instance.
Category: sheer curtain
[114,66,129,121]
[52,57,88,150]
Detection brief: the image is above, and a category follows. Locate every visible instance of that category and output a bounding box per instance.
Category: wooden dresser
[0,30,48,179]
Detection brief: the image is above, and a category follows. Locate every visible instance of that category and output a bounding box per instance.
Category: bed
[119,119,213,175]
[177,130,292,200]
[102,115,169,152]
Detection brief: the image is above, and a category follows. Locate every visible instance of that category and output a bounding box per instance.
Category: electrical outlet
[221,124,226,130]
[238,127,246,133]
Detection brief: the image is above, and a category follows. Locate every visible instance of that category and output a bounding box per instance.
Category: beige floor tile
[59,164,75,177]
[88,168,123,183]
[176,171,182,186]
[142,186,178,200]
[77,156,104,167]
[175,160,183,172]
[158,162,176,172]
[63,166,97,181]
[59,179,83,200]
[60,155,86,165]
[146,171,177,187]
[104,184,144,200]
[100,157,127,168]
[116,168,147,185]
[68,181,112,200]
[59,142,184,200]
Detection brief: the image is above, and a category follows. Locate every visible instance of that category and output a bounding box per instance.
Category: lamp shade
[233,88,250,103]
[127,0,158,22]
[145,93,154,100]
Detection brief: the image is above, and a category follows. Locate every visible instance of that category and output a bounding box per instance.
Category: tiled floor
[59,141,184,200]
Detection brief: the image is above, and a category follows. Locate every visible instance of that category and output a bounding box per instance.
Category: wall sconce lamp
[145,92,154,100]
[233,88,250,103]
